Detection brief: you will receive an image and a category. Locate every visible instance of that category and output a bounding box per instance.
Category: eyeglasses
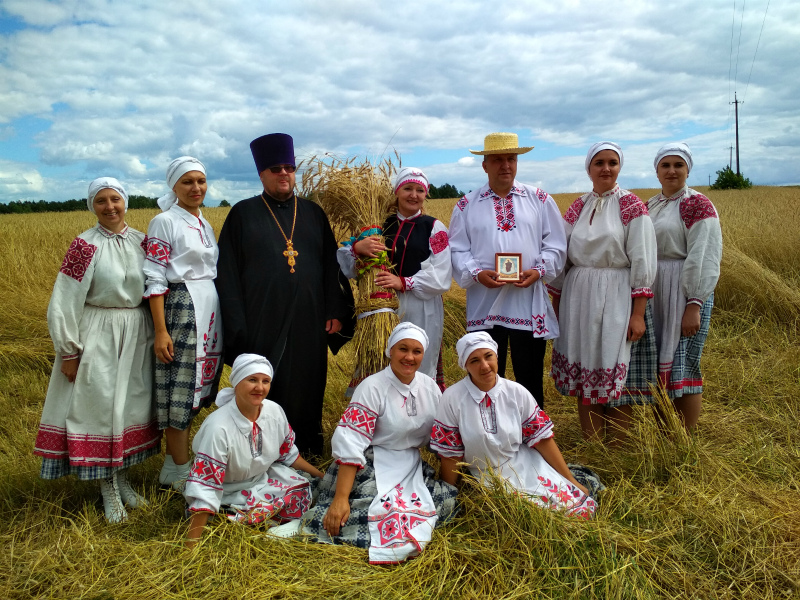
[268,164,296,174]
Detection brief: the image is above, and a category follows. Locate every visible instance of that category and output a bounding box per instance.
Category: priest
[215,133,354,457]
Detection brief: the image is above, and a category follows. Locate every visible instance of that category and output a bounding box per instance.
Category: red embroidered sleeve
[618,194,649,226]
[59,237,97,283]
[563,197,585,226]
[631,287,654,298]
[145,236,171,268]
[187,452,226,491]
[278,426,296,461]
[429,230,449,254]
[430,421,465,455]
[337,402,378,440]
[679,193,718,229]
[522,409,554,446]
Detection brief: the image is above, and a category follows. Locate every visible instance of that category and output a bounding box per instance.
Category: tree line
[0,182,467,215]
[0,195,159,214]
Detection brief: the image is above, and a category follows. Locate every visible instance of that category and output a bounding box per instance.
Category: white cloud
[0,0,798,203]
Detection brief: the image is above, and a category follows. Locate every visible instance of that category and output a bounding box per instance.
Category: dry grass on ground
[0,186,799,599]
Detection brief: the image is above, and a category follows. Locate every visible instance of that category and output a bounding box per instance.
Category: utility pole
[731,92,742,175]
[729,146,734,169]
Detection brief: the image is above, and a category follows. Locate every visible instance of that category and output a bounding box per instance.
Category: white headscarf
[654,142,693,173]
[585,141,624,175]
[393,167,429,195]
[87,177,128,214]
[157,156,207,211]
[215,353,274,407]
[385,322,429,358]
[456,332,499,370]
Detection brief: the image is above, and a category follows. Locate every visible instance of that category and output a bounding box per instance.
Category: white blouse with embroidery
[143,204,218,298]
[646,186,722,305]
[331,366,443,563]
[548,185,657,298]
[449,181,566,338]
[431,376,595,518]
[184,399,312,523]
[48,224,147,360]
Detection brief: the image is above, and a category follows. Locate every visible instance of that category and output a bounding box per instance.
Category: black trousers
[487,326,547,408]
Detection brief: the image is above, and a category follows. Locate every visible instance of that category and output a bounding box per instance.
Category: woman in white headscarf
[623,143,722,430]
[431,332,599,519]
[303,322,458,565]
[33,178,161,523]
[337,167,452,393]
[184,353,323,547]
[548,142,657,444]
[143,157,223,489]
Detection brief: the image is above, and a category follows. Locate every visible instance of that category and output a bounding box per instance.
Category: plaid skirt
[155,282,222,430]
[302,447,459,549]
[623,294,713,401]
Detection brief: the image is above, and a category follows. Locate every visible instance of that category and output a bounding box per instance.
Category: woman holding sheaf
[338,167,452,389]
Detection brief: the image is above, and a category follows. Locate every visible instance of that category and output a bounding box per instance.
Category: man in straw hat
[215,133,354,457]
[449,132,567,408]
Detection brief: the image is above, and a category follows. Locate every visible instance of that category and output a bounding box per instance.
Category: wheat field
[0,186,798,599]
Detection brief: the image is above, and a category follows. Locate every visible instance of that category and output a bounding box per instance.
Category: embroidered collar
[96,223,129,239]
[649,185,688,216]
[397,210,422,221]
[585,184,623,214]
[478,182,524,201]
[382,365,419,398]
[464,374,504,404]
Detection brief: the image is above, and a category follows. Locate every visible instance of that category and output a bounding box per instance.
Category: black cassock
[215,193,354,457]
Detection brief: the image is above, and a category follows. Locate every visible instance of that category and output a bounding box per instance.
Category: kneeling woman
[184,354,323,547]
[303,323,458,564]
[432,332,598,519]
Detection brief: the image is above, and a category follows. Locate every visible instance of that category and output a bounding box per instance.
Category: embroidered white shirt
[143,204,218,298]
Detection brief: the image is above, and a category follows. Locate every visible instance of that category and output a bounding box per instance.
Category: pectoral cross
[283,241,299,273]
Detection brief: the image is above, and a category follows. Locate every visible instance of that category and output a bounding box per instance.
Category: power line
[743,0,770,102]
[734,0,746,88]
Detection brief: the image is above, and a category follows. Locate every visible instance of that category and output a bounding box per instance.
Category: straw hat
[469,132,534,155]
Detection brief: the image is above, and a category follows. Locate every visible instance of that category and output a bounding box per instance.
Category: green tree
[428,183,465,199]
[219,199,231,207]
[710,166,752,190]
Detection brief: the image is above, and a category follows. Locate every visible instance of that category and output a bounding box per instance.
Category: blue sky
[0,0,797,204]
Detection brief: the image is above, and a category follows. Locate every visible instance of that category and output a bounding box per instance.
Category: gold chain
[261,192,299,273]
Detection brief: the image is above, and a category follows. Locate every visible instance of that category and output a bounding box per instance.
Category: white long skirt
[551,266,632,405]
[34,305,161,479]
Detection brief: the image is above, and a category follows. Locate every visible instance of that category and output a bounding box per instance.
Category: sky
[0,0,797,205]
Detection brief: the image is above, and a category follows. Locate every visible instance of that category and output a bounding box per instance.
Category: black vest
[382,213,436,278]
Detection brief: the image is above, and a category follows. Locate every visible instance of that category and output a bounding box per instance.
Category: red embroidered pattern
[680,193,718,229]
[618,194,648,226]
[278,426,296,460]
[532,313,548,336]
[429,230,449,254]
[33,421,160,465]
[145,236,171,268]
[564,197,585,226]
[430,421,464,454]
[631,287,654,298]
[187,452,227,490]
[479,395,497,433]
[522,410,553,445]
[456,196,469,211]
[493,195,516,232]
[59,237,97,282]
[338,402,378,440]
[278,486,312,519]
[536,189,548,202]
[551,350,628,404]
[140,236,148,253]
